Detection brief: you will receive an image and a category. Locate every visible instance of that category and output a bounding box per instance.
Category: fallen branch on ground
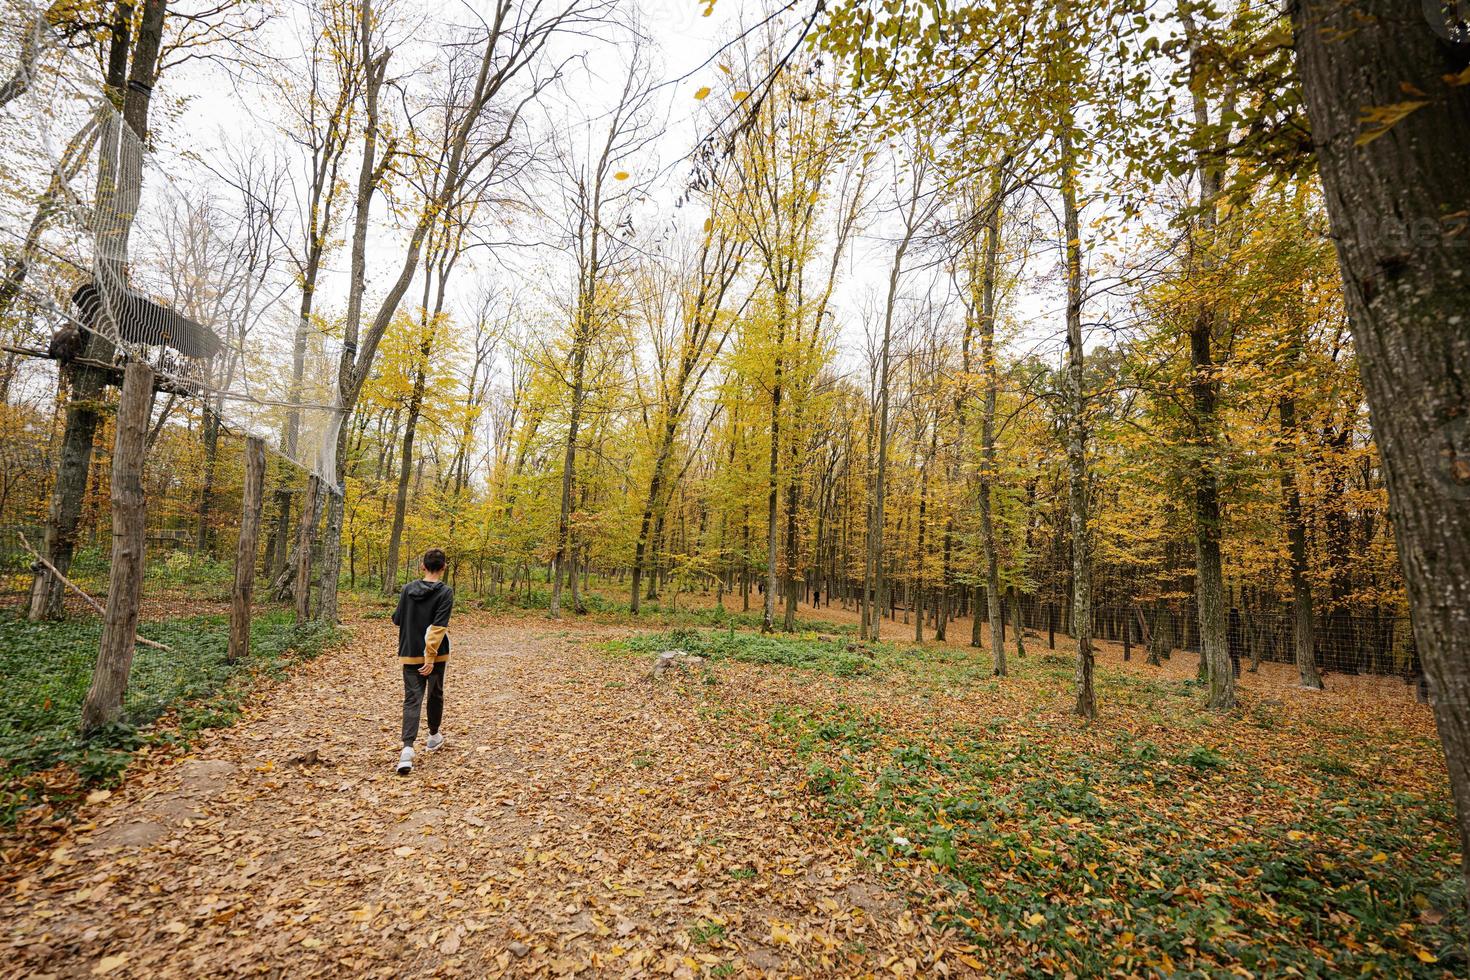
[18,532,172,652]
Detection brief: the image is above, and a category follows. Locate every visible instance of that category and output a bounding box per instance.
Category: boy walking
[392,548,454,775]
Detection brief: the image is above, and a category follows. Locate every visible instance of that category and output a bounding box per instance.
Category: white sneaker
[396,746,414,775]
[426,733,445,752]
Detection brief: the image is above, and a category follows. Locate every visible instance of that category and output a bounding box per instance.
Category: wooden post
[294,473,320,624]
[229,436,266,664]
[80,360,153,737]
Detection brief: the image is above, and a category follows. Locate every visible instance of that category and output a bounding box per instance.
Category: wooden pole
[294,473,320,624]
[80,360,153,737]
[230,436,266,664]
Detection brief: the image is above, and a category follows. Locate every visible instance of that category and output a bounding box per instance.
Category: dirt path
[3,614,954,979]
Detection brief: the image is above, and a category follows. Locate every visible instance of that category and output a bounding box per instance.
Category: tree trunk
[631,415,677,614]
[30,0,166,621]
[783,463,800,632]
[550,319,589,619]
[294,474,320,623]
[1291,0,1470,899]
[1059,121,1095,719]
[1011,585,1026,658]
[28,357,106,620]
[196,403,221,554]
[229,437,266,664]
[1181,1,1235,711]
[914,462,928,643]
[79,361,152,737]
[975,162,1007,674]
[1280,388,1322,688]
[763,294,786,633]
[384,339,430,594]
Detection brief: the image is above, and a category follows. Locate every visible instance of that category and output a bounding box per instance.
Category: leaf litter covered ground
[1,605,1463,978]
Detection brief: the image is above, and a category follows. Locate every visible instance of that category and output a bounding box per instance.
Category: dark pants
[401,661,446,746]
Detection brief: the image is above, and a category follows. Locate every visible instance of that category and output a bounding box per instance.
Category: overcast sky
[1,0,1098,471]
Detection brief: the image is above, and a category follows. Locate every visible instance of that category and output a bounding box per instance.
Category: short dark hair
[422,548,447,573]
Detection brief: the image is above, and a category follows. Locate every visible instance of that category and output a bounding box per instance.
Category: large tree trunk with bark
[1290,0,1470,903]
[29,0,167,620]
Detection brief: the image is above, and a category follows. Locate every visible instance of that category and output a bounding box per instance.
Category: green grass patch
[608,626,889,677]
[688,919,726,945]
[0,609,337,823]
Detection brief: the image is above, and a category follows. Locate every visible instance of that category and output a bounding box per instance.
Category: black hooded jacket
[392,579,454,664]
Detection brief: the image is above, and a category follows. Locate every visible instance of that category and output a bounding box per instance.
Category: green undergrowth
[0,609,338,824]
[607,625,902,677]
[774,703,1465,976]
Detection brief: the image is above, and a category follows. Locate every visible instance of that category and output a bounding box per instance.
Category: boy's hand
[418,661,434,676]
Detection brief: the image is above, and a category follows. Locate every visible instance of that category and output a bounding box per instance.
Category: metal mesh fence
[0,379,329,817]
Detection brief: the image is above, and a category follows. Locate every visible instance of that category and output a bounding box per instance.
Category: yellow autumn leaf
[93,954,128,975]
[733,90,749,101]
[1355,100,1428,146]
[770,922,796,945]
[1025,912,1045,927]
[694,86,711,100]
[1370,851,1388,863]
[1415,950,1439,963]
[958,954,984,969]
[614,171,629,181]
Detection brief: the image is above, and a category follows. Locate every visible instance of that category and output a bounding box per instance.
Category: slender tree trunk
[551,322,589,619]
[1280,388,1321,689]
[384,340,430,594]
[975,163,1007,674]
[763,293,786,633]
[196,403,221,553]
[1011,585,1026,658]
[1060,121,1095,719]
[631,416,677,614]
[914,459,929,643]
[1181,1,1235,710]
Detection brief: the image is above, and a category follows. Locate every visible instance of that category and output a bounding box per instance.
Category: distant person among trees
[392,548,454,775]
